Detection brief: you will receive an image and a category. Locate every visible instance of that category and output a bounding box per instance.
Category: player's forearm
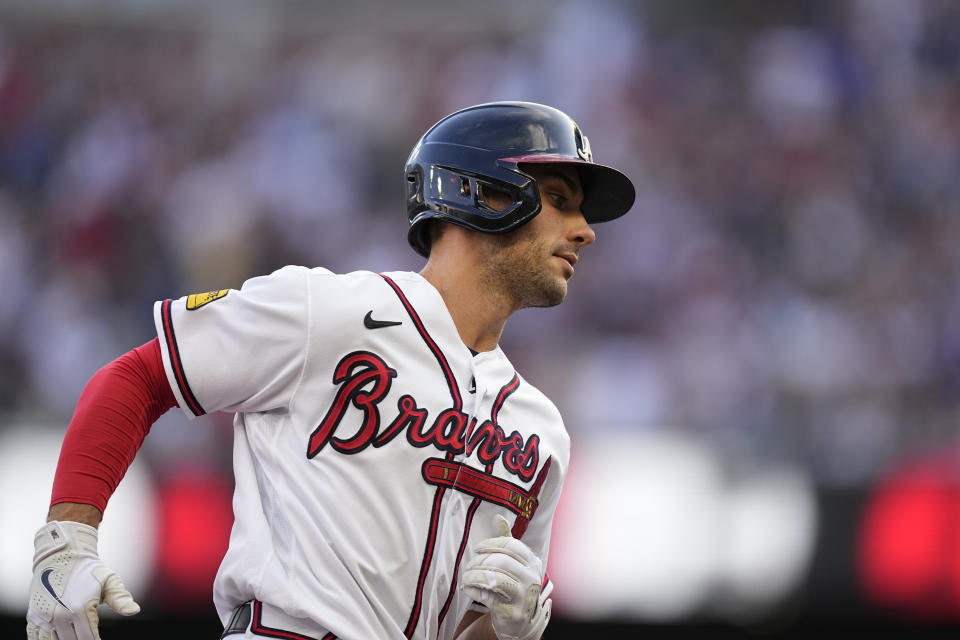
[453,612,499,640]
[49,338,175,514]
[47,502,103,528]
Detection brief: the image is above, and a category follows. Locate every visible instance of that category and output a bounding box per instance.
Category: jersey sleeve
[153,265,316,418]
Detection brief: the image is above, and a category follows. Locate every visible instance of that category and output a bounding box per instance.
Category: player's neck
[420,256,512,354]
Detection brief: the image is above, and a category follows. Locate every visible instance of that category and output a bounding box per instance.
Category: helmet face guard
[405,101,635,257]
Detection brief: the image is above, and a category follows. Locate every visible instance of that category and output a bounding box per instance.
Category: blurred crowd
[0,0,958,489]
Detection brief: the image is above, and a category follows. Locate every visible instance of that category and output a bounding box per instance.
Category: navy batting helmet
[405,101,636,257]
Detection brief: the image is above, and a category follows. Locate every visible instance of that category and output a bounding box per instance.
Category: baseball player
[26,102,635,640]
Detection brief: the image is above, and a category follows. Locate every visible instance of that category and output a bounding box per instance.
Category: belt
[221,599,334,640]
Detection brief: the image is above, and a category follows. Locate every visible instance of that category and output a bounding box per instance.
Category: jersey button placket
[462,362,487,467]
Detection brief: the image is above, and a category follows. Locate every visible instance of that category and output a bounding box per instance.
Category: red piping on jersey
[379,274,463,639]
[436,495,482,636]
[378,275,462,410]
[250,600,335,640]
[490,374,520,424]
[405,477,448,637]
[160,298,205,416]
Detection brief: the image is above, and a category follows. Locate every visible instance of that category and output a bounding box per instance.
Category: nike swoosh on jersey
[40,568,73,612]
[363,310,402,329]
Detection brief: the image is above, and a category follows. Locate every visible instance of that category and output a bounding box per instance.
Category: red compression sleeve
[50,337,176,513]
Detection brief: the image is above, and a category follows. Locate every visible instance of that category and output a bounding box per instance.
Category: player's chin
[530,278,568,308]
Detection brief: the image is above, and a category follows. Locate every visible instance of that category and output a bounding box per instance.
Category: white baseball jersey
[152,266,569,640]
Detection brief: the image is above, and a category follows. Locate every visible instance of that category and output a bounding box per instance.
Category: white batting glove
[462,515,552,640]
[26,521,140,640]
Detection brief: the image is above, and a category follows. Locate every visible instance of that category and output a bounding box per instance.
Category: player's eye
[548,193,567,208]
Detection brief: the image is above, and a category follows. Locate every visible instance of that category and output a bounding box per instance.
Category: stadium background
[1,0,960,637]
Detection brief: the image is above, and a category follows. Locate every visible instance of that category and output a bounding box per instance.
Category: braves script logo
[307,351,540,481]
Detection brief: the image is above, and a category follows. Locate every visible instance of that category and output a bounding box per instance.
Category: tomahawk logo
[40,568,73,612]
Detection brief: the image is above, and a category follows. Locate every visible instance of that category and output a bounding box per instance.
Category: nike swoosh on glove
[27,521,140,640]
[462,515,552,640]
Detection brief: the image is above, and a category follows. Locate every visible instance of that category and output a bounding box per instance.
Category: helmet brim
[503,154,636,224]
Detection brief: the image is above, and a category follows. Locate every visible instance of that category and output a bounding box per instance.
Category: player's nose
[569,209,596,247]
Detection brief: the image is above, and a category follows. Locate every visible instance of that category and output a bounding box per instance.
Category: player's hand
[26,521,140,640]
[462,515,552,640]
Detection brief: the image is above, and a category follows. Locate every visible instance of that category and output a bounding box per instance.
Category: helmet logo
[575,128,593,162]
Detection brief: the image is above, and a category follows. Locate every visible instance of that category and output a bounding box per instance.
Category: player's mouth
[555,252,578,276]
